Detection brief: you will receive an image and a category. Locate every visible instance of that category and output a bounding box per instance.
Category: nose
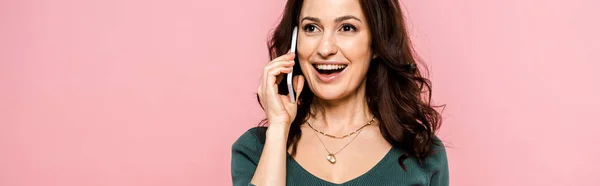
[316,32,338,58]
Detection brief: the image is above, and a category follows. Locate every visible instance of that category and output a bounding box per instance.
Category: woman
[232,0,448,185]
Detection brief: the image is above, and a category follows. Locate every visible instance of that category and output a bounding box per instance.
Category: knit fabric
[231,127,449,186]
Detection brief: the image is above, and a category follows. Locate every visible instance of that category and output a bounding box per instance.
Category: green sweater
[231,127,449,186]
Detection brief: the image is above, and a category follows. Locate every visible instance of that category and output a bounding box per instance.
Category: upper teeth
[316,64,347,70]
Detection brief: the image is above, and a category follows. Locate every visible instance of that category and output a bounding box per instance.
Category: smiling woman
[231,0,448,185]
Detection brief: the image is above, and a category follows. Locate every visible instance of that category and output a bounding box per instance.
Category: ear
[372,53,379,59]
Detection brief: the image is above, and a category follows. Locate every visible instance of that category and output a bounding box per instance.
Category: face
[297,0,375,101]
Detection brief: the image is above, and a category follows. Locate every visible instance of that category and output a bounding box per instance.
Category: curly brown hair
[255,0,444,166]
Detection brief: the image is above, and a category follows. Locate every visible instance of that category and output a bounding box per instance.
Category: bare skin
[252,0,391,185]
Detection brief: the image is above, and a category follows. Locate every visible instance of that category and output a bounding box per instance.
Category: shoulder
[231,126,268,159]
[427,136,448,165]
[424,136,449,171]
[424,136,449,185]
[231,127,268,185]
[394,136,448,169]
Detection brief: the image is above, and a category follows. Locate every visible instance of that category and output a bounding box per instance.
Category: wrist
[266,124,290,141]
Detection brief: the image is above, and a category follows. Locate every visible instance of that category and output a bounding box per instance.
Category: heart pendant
[326,154,336,164]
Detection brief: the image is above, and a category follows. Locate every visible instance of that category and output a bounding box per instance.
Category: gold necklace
[306,116,376,139]
[311,124,364,164]
[306,116,376,164]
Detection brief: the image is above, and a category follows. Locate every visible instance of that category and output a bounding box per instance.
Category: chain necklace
[306,116,376,139]
[306,116,376,164]
[312,124,364,164]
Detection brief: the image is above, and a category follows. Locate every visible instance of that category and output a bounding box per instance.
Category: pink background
[1,0,599,185]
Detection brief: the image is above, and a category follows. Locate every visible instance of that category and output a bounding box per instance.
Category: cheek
[297,36,317,58]
[297,36,319,68]
[338,36,372,64]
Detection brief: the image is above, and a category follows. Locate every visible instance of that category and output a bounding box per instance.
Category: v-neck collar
[286,146,398,185]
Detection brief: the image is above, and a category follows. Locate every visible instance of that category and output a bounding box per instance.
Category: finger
[264,60,294,71]
[270,52,296,63]
[263,66,293,114]
[283,75,304,105]
[275,72,284,85]
[263,66,293,105]
[257,82,267,111]
[262,60,293,97]
[266,66,293,90]
[293,75,305,103]
[263,60,294,89]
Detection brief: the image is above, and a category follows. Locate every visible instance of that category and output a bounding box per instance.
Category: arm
[231,126,290,186]
[232,50,304,186]
[249,125,289,186]
[244,50,302,186]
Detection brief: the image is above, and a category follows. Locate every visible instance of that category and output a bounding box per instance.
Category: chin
[312,89,347,101]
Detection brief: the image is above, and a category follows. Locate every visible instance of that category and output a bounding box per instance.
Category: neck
[309,80,374,134]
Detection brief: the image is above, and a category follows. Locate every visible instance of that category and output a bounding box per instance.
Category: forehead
[300,0,365,21]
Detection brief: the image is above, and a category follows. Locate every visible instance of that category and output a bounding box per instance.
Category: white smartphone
[286,26,298,103]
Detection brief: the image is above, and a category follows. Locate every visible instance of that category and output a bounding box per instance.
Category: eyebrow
[301,15,363,24]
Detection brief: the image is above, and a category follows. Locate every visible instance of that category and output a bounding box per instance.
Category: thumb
[293,75,304,103]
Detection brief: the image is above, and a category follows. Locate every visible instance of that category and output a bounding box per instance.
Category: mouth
[311,63,348,83]
[312,64,348,75]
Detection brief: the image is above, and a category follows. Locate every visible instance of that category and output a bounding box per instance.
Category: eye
[340,24,357,32]
[303,24,319,33]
